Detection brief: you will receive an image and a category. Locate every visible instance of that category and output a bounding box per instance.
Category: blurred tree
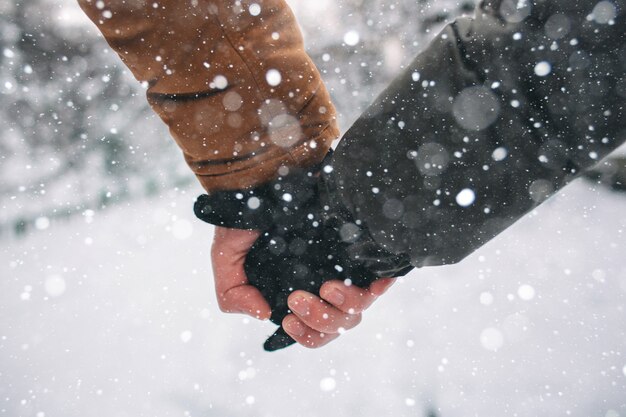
[301,0,476,130]
[0,0,188,236]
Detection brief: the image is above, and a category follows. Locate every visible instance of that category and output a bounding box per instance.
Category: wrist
[194,161,323,230]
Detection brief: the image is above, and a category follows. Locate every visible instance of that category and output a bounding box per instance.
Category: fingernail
[325,289,345,306]
[285,317,306,337]
[289,296,310,316]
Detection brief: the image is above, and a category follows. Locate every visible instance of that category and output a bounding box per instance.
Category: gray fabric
[332,0,626,267]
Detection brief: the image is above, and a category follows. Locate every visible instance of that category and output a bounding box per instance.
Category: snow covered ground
[1,179,625,417]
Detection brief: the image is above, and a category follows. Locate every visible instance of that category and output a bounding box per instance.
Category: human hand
[211,226,271,320]
[281,277,396,348]
[211,226,396,348]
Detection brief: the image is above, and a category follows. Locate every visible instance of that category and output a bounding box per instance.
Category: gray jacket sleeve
[331,0,626,267]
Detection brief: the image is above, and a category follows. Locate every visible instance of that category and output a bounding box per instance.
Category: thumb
[212,227,270,321]
[218,285,272,321]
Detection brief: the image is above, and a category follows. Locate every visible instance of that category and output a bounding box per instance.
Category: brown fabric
[78,0,339,192]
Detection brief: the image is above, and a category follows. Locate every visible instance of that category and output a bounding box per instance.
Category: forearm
[77,0,339,192]
[331,0,626,266]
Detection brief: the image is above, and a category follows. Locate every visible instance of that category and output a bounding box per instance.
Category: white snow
[1,181,625,417]
[480,327,504,351]
[455,188,476,207]
[247,197,261,210]
[180,330,193,343]
[35,217,51,230]
[248,3,261,16]
[343,31,360,46]
[265,69,282,87]
[591,1,617,24]
[534,61,552,77]
[480,291,494,305]
[44,275,67,297]
[212,75,228,90]
[517,284,536,301]
[492,147,508,162]
[320,377,337,392]
[171,219,193,240]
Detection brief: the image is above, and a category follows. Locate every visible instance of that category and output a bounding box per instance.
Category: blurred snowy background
[1,0,625,416]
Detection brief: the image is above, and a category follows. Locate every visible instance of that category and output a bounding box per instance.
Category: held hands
[211,226,395,349]
[196,152,411,350]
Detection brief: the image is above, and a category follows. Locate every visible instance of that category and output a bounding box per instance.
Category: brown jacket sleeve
[78,0,339,192]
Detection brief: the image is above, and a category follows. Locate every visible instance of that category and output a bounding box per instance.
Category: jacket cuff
[193,155,327,230]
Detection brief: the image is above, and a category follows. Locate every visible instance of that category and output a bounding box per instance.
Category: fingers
[319,277,396,315]
[282,278,397,348]
[282,315,341,348]
[287,291,363,334]
[217,285,271,320]
[211,227,271,320]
